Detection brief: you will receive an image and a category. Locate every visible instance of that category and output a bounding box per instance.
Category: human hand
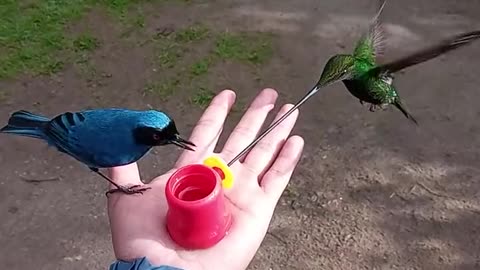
[107,88,304,270]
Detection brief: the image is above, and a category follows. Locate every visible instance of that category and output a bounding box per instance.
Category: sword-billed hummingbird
[226,0,480,166]
[317,0,480,124]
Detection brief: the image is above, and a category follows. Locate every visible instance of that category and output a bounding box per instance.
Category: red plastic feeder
[165,163,232,249]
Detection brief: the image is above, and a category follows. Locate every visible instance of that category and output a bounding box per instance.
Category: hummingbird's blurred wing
[353,0,388,64]
[369,30,480,75]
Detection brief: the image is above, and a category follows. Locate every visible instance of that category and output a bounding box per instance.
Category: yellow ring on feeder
[203,156,234,189]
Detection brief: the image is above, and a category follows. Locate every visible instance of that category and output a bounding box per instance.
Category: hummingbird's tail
[393,99,418,125]
[0,110,50,139]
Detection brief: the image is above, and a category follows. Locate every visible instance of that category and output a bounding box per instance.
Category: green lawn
[0,0,152,78]
[0,0,275,107]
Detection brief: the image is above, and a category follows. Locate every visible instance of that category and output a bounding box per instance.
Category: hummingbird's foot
[369,104,388,112]
[105,185,152,197]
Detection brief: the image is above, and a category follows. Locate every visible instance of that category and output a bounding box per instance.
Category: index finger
[107,163,142,193]
[174,90,236,168]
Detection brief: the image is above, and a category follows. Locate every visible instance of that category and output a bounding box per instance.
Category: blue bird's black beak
[171,134,196,151]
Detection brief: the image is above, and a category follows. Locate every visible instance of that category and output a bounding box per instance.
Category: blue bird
[0,108,196,195]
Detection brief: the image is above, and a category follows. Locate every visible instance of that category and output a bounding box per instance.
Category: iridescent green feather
[353,0,387,66]
[365,77,396,103]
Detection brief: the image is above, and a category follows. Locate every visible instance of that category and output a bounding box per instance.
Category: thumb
[107,162,142,190]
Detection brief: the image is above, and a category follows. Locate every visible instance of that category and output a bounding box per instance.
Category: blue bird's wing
[44,112,87,162]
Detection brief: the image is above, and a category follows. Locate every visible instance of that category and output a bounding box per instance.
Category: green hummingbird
[316,0,480,124]
[224,0,480,166]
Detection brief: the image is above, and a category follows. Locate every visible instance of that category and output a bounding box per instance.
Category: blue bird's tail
[0,110,50,139]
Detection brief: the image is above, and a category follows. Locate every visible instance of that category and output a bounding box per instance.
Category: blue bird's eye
[153,133,160,140]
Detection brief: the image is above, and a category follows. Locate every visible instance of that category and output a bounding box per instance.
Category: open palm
[106,88,304,270]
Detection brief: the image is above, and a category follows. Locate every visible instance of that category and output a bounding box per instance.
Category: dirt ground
[1,0,480,269]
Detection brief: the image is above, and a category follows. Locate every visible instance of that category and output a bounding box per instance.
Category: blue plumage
[1,108,196,195]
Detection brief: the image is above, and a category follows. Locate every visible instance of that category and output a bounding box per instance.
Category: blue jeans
[109,257,183,270]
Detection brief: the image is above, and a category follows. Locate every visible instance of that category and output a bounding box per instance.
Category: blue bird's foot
[105,184,152,197]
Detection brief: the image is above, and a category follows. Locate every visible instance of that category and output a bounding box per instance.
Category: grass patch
[148,24,274,103]
[117,6,146,38]
[214,32,273,65]
[72,33,100,52]
[152,23,210,70]
[130,12,145,29]
[155,43,184,68]
[76,59,98,80]
[151,26,273,77]
[148,24,213,103]
[143,78,180,100]
[174,24,209,43]
[190,57,211,76]
[190,87,215,107]
[100,0,146,17]
[0,1,238,79]
[71,32,100,80]
[101,0,192,17]
[0,0,92,78]
[0,0,168,79]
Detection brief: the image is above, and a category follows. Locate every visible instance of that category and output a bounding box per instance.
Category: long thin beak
[171,134,196,151]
